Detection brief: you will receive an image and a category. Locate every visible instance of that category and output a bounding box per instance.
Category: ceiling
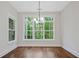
[9,1,70,12]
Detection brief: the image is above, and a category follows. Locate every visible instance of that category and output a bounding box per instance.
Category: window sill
[23,39,55,42]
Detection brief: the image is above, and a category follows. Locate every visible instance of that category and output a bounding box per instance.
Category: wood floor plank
[2,47,77,58]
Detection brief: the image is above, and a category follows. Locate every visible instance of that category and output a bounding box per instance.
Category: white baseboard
[63,46,79,57]
[0,44,17,57]
[18,43,62,47]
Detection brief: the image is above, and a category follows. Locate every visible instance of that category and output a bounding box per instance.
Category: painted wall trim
[62,46,79,57]
[18,43,62,47]
[0,45,17,57]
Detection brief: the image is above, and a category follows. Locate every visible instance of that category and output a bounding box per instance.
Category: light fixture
[38,1,40,21]
[34,1,44,23]
[38,1,44,23]
[34,18,38,23]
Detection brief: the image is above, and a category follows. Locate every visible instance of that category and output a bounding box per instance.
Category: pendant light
[38,1,40,21]
[38,1,44,23]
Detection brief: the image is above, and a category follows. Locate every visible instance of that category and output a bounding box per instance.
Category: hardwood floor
[2,47,77,58]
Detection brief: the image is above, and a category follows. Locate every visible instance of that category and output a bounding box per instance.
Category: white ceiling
[9,1,70,12]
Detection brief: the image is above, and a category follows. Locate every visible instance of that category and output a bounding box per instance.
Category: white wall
[61,2,79,57]
[0,2,18,57]
[0,1,79,57]
[18,12,62,47]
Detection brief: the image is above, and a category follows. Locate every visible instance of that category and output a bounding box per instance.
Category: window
[24,16,55,40]
[9,18,15,41]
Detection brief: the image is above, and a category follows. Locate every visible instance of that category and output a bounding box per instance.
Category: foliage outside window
[9,18,15,41]
[24,16,55,40]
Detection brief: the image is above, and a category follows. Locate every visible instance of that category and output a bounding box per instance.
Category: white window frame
[23,16,55,41]
[8,18,15,42]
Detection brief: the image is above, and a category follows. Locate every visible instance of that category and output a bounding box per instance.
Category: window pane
[24,29,26,39]
[44,17,52,21]
[27,21,32,30]
[44,22,50,30]
[34,22,39,30]
[49,22,53,30]
[25,17,32,22]
[45,31,53,39]
[9,18,15,29]
[34,22,43,30]
[26,17,33,30]
[27,30,32,39]
[39,23,43,30]
[9,30,15,41]
[45,31,50,39]
[25,17,54,40]
[24,21,26,39]
[35,31,43,39]
[49,31,53,39]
